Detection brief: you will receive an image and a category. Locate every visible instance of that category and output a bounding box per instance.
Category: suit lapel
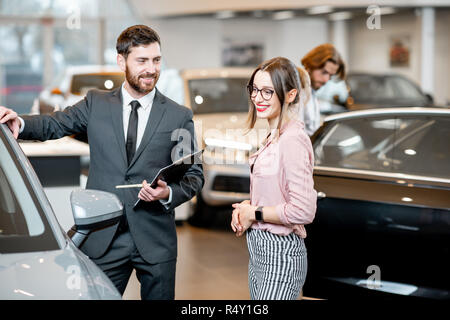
[109,88,128,166]
[128,89,167,168]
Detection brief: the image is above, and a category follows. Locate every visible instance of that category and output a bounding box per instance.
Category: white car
[0,123,121,299]
[38,65,124,113]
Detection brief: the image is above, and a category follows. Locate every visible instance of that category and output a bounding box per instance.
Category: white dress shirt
[121,84,155,151]
[121,84,172,207]
[298,89,321,136]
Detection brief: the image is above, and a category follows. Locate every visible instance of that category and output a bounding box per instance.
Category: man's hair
[116,25,161,59]
[301,43,346,80]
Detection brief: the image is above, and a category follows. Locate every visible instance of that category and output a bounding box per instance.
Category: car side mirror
[425,93,434,104]
[67,189,123,248]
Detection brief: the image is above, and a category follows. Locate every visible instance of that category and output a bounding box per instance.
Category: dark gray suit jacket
[20,87,204,264]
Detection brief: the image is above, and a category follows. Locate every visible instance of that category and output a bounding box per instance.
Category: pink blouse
[249,119,317,238]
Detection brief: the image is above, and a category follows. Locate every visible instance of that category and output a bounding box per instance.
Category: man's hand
[138,179,170,202]
[0,106,21,139]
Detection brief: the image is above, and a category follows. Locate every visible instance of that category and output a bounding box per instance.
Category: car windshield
[348,75,426,103]
[188,78,249,114]
[0,125,59,253]
[70,73,124,95]
[314,115,450,179]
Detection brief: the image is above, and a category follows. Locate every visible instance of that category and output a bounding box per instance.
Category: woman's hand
[231,200,256,237]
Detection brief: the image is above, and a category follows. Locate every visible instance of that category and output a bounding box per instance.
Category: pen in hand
[115,183,143,189]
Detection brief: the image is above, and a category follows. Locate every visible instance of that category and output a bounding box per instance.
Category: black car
[346,73,436,110]
[304,107,449,301]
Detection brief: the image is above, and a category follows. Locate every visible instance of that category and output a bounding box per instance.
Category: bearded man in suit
[0,25,204,300]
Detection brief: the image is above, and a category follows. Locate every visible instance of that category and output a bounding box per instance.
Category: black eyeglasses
[247,85,275,101]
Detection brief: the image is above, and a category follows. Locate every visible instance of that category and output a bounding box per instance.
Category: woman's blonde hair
[246,57,311,140]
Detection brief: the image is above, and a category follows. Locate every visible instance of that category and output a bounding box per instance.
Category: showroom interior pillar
[42,17,54,88]
[331,19,349,67]
[420,7,435,96]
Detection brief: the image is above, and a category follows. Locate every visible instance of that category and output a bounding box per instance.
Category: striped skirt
[246,228,307,300]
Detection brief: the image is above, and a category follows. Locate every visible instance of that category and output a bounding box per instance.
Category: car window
[386,76,424,101]
[348,76,391,101]
[188,78,249,114]
[70,73,124,95]
[314,117,397,171]
[0,126,59,253]
[385,117,450,179]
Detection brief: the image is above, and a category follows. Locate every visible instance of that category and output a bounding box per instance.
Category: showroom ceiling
[129,0,450,18]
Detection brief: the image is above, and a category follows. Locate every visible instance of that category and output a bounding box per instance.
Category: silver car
[0,123,121,299]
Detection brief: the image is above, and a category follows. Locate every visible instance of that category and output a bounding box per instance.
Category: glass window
[0,127,59,253]
[386,76,425,101]
[314,117,397,171]
[0,25,43,114]
[188,78,249,114]
[0,143,44,237]
[314,116,450,179]
[386,117,450,179]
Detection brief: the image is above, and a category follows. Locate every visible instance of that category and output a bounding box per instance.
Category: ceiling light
[379,7,397,15]
[216,10,235,19]
[272,10,295,20]
[307,5,333,15]
[329,11,352,21]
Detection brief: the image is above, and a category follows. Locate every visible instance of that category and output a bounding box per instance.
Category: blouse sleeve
[275,131,317,226]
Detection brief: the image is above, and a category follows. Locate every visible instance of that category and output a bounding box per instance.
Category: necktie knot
[130,100,141,112]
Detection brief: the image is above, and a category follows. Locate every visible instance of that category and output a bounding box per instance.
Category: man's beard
[125,66,159,94]
[312,81,324,91]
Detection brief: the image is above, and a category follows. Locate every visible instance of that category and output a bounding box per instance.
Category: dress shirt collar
[121,83,155,110]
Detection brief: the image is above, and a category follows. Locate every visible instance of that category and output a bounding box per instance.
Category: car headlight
[203,138,254,165]
[204,138,252,151]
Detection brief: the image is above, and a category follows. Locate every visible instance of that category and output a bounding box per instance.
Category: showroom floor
[122,223,251,300]
[121,223,315,300]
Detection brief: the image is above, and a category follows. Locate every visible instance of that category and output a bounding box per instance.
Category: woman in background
[231,57,317,300]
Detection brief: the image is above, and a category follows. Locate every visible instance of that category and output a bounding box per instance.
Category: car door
[377,116,450,292]
[305,113,450,299]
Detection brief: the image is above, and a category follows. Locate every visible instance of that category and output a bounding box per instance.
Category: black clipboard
[133,149,204,208]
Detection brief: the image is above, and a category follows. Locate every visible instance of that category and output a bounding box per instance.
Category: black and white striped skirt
[246,228,307,300]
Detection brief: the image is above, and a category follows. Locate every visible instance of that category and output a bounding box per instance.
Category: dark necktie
[126,100,141,165]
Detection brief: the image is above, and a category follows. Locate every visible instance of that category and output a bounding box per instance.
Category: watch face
[255,207,263,221]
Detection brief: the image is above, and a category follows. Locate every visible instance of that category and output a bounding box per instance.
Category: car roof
[324,107,450,122]
[181,67,253,80]
[347,72,407,78]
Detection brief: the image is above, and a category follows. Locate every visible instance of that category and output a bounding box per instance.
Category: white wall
[435,9,450,106]
[148,17,329,70]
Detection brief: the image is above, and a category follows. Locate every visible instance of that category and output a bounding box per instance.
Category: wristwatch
[255,206,264,222]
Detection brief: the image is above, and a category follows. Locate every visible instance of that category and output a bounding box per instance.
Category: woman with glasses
[231,57,317,300]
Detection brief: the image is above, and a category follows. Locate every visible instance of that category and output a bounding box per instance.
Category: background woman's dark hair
[247,57,301,133]
[116,25,161,59]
